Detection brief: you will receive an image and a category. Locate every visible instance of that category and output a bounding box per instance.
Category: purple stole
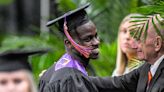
[55,53,88,76]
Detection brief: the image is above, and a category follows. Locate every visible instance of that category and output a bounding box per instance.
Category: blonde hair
[24,70,38,92]
[113,13,143,76]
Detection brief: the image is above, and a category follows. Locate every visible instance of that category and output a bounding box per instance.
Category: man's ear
[154,36,162,51]
[64,39,72,49]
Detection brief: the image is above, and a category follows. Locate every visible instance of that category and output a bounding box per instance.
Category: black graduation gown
[44,67,98,92]
[38,64,56,92]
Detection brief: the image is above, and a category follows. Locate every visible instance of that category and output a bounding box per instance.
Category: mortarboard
[46,3,90,32]
[0,49,48,72]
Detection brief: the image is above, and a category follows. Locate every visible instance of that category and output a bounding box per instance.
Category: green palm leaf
[129,14,164,41]
[152,15,164,40]
[129,15,150,41]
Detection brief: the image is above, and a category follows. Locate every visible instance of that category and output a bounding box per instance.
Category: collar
[150,55,164,76]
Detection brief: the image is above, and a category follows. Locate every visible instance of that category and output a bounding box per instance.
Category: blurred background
[0,0,163,82]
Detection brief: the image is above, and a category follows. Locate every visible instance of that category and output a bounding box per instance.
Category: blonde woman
[0,50,45,92]
[112,14,144,76]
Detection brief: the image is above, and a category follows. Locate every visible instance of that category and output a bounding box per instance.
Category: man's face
[72,21,100,59]
[135,40,144,61]
[136,28,156,63]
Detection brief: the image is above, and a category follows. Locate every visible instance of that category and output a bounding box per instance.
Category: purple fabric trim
[55,53,88,76]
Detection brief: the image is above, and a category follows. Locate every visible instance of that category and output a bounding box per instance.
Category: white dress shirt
[150,55,164,77]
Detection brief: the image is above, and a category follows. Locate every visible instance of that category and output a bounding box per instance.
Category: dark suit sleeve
[90,66,143,92]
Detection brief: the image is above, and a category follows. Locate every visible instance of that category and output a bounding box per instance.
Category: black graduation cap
[0,49,48,72]
[46,3,90,32]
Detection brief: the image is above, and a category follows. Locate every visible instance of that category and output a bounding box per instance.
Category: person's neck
[126,53,137,62]
[68,51,89,68]
[149,52,164,65]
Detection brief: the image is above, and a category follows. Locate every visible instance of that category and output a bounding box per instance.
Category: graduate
[39,3,100,92]
[0,49,47,92]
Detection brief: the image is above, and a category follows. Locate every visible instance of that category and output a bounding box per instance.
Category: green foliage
[152,15,164,40]
[129,14,164,41]
[90,0,137,43]
[135,5,164,17]
[0,36,51,52]
[90,41,117,76]
[129,15,150,41]
[0,0,13,5]
[133,0,164,18]
[129,0,164,41]
[58,0,77,12]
